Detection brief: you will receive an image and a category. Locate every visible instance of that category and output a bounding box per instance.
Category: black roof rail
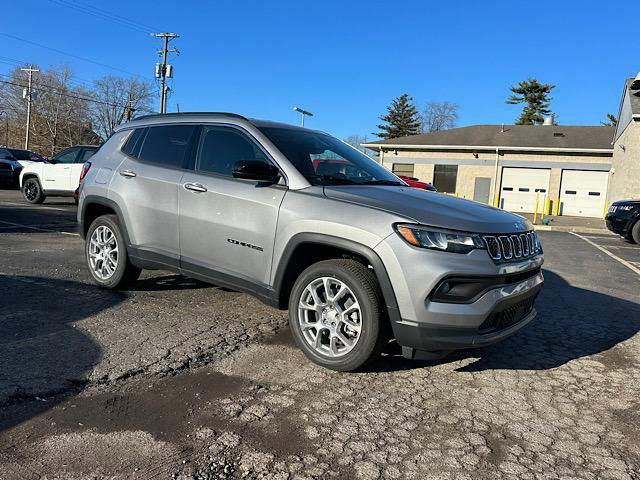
[133,112,249,122]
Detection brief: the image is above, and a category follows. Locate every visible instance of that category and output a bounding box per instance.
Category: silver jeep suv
[78,113,543,371]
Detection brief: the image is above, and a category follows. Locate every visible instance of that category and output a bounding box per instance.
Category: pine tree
[601,113,618,127]
[506,78,555,125]
[375,93,421,139]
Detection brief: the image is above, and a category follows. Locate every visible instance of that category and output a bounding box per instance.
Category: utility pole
[151,33,178,114]
[0,111,8,147]
[123,92,135,122]
[21,66,39,150]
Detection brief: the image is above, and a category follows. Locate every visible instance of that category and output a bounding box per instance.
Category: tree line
[371,78,618,141]
[0,65,154,155]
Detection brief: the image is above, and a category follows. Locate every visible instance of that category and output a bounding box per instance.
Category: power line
[0,32,144,78]
[47,0,160,34]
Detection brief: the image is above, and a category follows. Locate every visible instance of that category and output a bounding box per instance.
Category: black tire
[630,220,640,245]
[85,214,141,289]
[22,177,45,204]
[288,259,387,371]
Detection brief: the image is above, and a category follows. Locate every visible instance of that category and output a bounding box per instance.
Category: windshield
[258,126,405,186]
[8,149,33,161]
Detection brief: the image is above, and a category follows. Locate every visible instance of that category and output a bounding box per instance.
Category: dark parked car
[0,148,37,187]
[606,200,640,243]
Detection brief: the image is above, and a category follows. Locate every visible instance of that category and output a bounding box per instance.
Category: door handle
[119,169,137,178]
[184,182,207,193]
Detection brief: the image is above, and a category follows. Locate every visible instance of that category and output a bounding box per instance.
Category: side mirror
[232,160,280,183]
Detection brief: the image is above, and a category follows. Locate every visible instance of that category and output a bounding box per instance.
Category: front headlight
[395,224,485,254]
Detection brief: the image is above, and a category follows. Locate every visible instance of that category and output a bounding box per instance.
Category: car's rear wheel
[288,259,387,371]
[22,178,45,204]
[86,214,141,289]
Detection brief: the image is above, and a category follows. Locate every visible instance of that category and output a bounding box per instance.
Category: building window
[392,163,414,177]
[433,165,458,193]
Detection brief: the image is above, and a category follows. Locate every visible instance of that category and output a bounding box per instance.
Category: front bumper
[374,234,544,355]
[605,213,633,237]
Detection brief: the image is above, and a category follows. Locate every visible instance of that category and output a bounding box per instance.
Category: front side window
[138,125,196,168]
[196,126,268,177]
[8,149,32,161]
[257,127,404,186]
[54,148,79,164]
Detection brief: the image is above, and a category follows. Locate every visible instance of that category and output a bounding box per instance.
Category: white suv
[20,145,98,203]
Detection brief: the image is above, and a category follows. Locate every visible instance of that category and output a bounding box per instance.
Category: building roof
[625,77,640,115]
[363,124,615,152]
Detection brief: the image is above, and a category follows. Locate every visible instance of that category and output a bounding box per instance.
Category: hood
[612,199,640,206]
[323,186,533,234]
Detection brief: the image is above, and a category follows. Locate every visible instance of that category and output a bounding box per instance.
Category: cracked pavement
[0,190,639,479]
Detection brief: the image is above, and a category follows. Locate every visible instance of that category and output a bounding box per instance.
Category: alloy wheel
[88,225,119,280]
[297,276,363,357]
[24,181,38,201]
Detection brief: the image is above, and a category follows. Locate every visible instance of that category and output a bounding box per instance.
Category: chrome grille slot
[511,235,523,258]
[520,234,529,256]
[484,236,501,260]
[499,236,513,259]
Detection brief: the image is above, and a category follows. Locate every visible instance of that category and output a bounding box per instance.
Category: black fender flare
[272,232,401,325]
[80,195,131,246]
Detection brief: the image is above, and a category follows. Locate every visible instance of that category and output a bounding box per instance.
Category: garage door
[559,170,609,217]
[500,168,551,213]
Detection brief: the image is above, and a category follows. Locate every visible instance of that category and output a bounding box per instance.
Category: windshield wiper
[359,179,406,186]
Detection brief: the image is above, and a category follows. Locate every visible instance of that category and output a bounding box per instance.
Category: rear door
[179,125,286,287]
[69,148,97,189]
[109,125,197,265]
[44,147,79,191]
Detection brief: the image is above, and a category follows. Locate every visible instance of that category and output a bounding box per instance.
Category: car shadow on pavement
[0,275,126,433]
[371,269,640,373]
[129,274,213,292]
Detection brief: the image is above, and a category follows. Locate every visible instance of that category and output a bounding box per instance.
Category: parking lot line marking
[0,219,79,236]
[570,232,640,277]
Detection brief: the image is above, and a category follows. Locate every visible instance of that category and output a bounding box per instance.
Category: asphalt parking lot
[0,189,639,480]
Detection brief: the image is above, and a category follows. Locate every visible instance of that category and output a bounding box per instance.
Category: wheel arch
[272,233,401,324]
[81,195,131,246]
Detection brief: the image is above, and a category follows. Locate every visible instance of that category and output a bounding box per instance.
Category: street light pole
[293,106,313,127]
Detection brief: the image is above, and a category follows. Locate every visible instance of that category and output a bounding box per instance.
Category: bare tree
[90,75,154,139]
[420,100,459,133]
[344,134,377,157]
[0,65,96,154]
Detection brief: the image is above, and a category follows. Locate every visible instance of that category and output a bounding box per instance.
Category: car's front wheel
[288,259,387,371]
[22,178,45,204]
[85,214,141,289]
[630,220,640,244]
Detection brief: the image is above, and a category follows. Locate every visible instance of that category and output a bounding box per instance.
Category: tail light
[79,161,91,184]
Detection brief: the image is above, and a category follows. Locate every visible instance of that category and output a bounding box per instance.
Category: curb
[533,225,613,235]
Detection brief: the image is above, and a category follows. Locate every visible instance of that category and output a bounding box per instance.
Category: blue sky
[2,0,636,139]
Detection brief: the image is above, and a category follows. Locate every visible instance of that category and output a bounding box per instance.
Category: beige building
[363,124,614,218]
[608,75,640,202]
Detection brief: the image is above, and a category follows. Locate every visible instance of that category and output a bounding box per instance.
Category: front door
[179,125,286,287]
[44,147,79,191]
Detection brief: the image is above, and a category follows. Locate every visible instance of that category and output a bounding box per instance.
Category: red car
[398,175,437,191]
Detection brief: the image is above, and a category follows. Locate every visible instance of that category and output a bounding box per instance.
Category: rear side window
[78,149,97,163]
[137,125,196,168]
[122,128,146,157]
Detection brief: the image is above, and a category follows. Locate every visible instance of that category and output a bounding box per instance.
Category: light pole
[0,111,7,147]
[293,106,313,127]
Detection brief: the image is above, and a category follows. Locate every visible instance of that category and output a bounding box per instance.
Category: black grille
[484,231,541,262]
[479,294,537,333]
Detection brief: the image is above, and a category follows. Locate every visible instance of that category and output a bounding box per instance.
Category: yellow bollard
[455,192,459,197]
[552,197,560,216]
[494,193,500,208]
[603,202,608,218]
[533,193,540,224]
